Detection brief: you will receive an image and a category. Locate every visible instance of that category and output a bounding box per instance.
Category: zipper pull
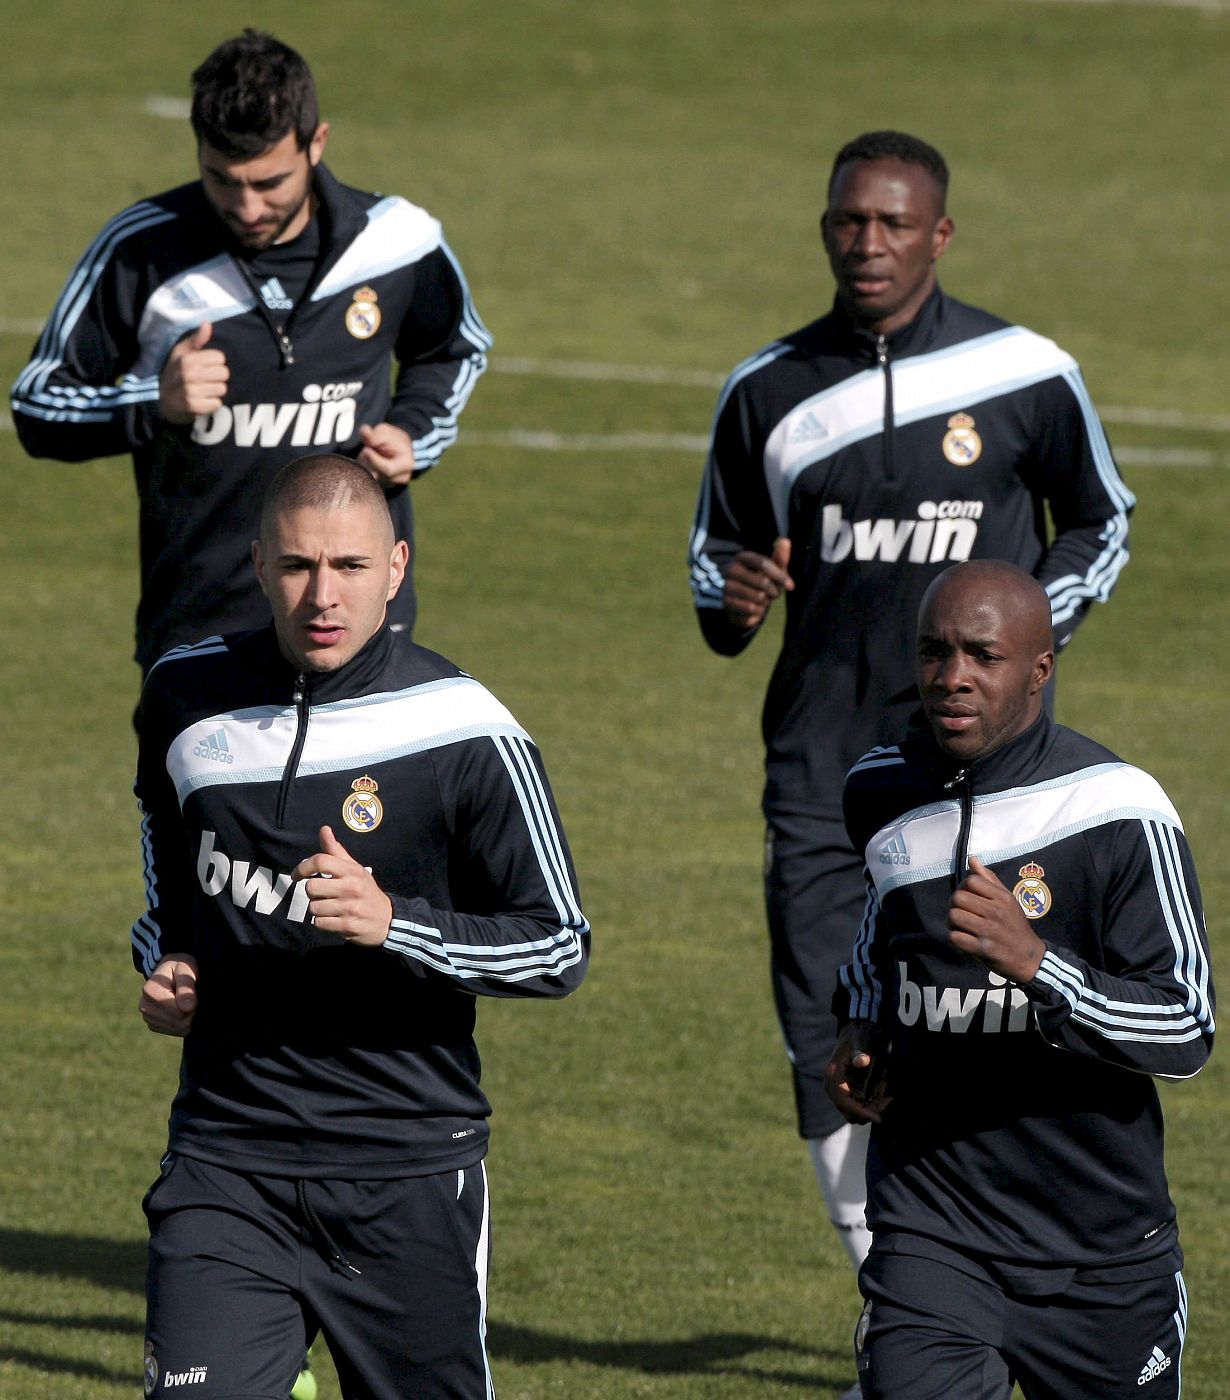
[875,332,888,367]
[279,332,295,367]
[943,767,967,790]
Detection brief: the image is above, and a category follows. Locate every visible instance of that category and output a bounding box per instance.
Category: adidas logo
[787,409,828,445]
[1137,1346,1172,1385]
[879,833,910,866]
[170,285,206,311]
[193,729,234,766]
[259,277,294,312]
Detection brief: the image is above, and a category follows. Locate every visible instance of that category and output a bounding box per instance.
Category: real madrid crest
[342,774,384,833]
[345,286,382,340]
[942,411,982,466]
[144,1340,159,1398]
[1012,861,1051,920]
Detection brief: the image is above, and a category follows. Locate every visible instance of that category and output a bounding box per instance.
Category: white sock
[807,1124,872,1270]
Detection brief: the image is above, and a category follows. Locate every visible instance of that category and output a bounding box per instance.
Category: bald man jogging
[134,454,587,1399]
[829,561,1214,1399]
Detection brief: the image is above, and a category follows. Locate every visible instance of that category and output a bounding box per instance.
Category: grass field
[2,1,1228,1396]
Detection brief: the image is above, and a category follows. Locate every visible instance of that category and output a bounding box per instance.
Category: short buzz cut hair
[191,28,319,158]
[828,130,950,208]
[260,454,393,544]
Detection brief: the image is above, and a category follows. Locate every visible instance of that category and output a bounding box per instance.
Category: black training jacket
[838,712,1214,1272]
[132,624,589,1178]
[689,289,1134,821]
[11,165,490,670]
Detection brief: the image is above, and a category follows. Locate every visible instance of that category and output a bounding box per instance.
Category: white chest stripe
[867,762,1181,899]
[763,326,1075,534]
[133,256,257,378]
[169,676,527,803]
[312,197,442,300]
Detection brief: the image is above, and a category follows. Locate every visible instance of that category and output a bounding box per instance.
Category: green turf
[2,2,1227,1396]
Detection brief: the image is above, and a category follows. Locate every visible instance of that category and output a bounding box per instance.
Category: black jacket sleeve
[381,237,492,475]
[1024,368,1134,649]
[1024,814,1214,1080]
[130,667,200,976]
[689,368,782,656]
[10,202,172,462]
[382,731,589,998]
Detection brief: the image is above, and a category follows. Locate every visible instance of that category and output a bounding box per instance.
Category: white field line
[7,410,1213,464]
[1,323,1227,457]
[143,95,191,119]
[493,356,1230,434]
[1024,0,1230,11]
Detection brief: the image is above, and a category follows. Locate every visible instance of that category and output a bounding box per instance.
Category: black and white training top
[839,711,1214,1275]
[690,288,1134,822]
[133,623,589,1179]
[11,164,491,670]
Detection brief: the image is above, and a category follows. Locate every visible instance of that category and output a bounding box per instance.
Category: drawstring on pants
[295,1179,363,1277]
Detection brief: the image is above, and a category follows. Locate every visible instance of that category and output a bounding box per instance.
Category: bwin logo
[820,501,984,564]
[193,729,234,765]
[879,834,910,866]
[197,830,312,923]
[1137,1347,1171,1386]
[192,381,363,450]
[897,961,1032,1033]
[163,1366,208,1388]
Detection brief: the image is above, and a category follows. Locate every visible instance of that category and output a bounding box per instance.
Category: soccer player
[828,560,1213,1399]
[134,454,588,1399]
[11,29,490,674]
[687,130,1133,1346]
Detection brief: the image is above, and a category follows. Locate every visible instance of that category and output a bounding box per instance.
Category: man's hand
[948,856,1046,984]
[292,825,394,947]
[139,956,199,1037]
[357,423,416,486]
[159,322,229,424]
[825,1019,892,1124]
[722,536,793,630]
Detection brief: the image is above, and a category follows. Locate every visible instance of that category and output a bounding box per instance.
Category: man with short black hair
[688,130,1133,1342]
[12,29,490,673]
[828,560,1213,1399]
[135,453,588,1399]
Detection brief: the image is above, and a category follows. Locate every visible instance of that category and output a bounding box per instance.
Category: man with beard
[12,29,490,673]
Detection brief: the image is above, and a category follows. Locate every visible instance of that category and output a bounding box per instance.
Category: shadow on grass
[0,1232,853,1390]
[488,1321,853,1390]
[0,1347,130,1384]
[0,1228,144,1294]
[0,1308,140,1334]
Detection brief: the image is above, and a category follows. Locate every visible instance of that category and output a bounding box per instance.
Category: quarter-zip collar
[918,711,1056,887]
[266,621,397,828]
[192,162,363,370]
[822,286,947,484]
[941,709,1055,796]
[268,619,398,706]
[829,282,946,360]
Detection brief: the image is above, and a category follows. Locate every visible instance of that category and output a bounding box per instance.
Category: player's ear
[387,540,409,600]
[252,539,269,597]
[1032,649,1055,694]
[932,215,955,263]
[308,122,329,167]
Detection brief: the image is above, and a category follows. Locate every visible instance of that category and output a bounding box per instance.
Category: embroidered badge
[342,774,384,832]
[345,286,381,339]
[144,1340,159,1397]
[942,411,982,466]
[1013,861,1051,919]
